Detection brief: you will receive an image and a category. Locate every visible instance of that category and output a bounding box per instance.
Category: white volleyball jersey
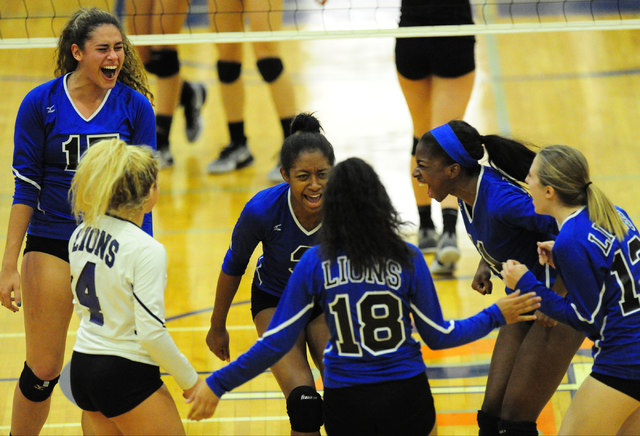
[69,214,197,390]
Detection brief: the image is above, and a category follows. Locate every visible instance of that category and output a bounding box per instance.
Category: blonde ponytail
[70,138,158,227]
[536,145,627,240]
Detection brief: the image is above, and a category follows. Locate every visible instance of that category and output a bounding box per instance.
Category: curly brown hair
[55,8,153,103]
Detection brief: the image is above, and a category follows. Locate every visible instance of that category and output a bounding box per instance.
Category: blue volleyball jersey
[221,183,321,297]
[207,243,506,396]
[514,207,640,379]
[459,166,557,282]
[12,74,156,239]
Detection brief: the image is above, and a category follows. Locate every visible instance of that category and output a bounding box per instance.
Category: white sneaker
[418,228,439,254]
[429,232,460,275]
[435,231,460,265]
[430,257,455,275]
[157,148,174,169]
[267,163,283,184]
[207,142,254,174]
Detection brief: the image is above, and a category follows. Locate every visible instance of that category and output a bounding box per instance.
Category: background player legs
[207,0,251,174]
[207,0,296,180]
[126,0,206,168]
[248,0,296,182]
[398,71,475,274]
[254,308,326,436]
[11,253,73,435]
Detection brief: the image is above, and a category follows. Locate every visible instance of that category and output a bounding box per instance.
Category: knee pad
[477,410,500,436]
[498,418,538,436]
[286,386,324,433]
[217,60,242,84]
[256,57,284,83]
[19,362,60,402]
[145,49,180,78]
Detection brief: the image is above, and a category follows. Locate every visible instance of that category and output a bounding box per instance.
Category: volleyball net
[0,0,639,49]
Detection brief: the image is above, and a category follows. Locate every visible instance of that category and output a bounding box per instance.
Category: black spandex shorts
[591,371,640,401]
[251,283,323,321]
[395,34,475,80]
[323,371,435,436]
[70,351,163,418]
[24,234,69,263]
[396,0,475,79]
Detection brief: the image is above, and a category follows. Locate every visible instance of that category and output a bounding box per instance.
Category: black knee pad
[145,49,180,78]
[286,386,324,433]
[256,57,284,83]
[498,418,538,436]
[19,362,60,402]
[217,60,242,84]
[478,410,500,436]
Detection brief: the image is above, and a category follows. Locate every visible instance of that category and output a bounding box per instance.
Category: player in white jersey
[0,8,155,435]
[66,138,205,434]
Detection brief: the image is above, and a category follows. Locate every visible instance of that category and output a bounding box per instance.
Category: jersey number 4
[74,262,105,325]
[329,291,405,357]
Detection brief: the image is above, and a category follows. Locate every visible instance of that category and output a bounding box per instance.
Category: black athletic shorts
[323,371,436,436]
[24,234,69,263]
[395,33,475,80]
[591,371,640,401]
[251,283,323,321]
[70,351,163,418]
[396,0,475,79]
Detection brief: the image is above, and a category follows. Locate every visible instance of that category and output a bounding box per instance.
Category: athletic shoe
[157,148,174,169]
[435,231,460,265]
[429,257,455,275]
[267,163,283,184]
[182,82,207,143]
[418,228,438,253]
[207,142,254,174]
[429,232,460,275]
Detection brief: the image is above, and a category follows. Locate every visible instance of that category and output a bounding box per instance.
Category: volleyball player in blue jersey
[205,113,333,435]
[188,157,541,434]
[396,0,476,273]
[502,144,640,435]
[0,8,155,434]
[412,121,585,435]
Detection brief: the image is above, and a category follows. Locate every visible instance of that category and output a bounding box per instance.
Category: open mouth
[304,193,322,206]
[101,65,117,79]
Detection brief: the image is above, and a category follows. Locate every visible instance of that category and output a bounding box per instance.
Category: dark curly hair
[319,157,411,273]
